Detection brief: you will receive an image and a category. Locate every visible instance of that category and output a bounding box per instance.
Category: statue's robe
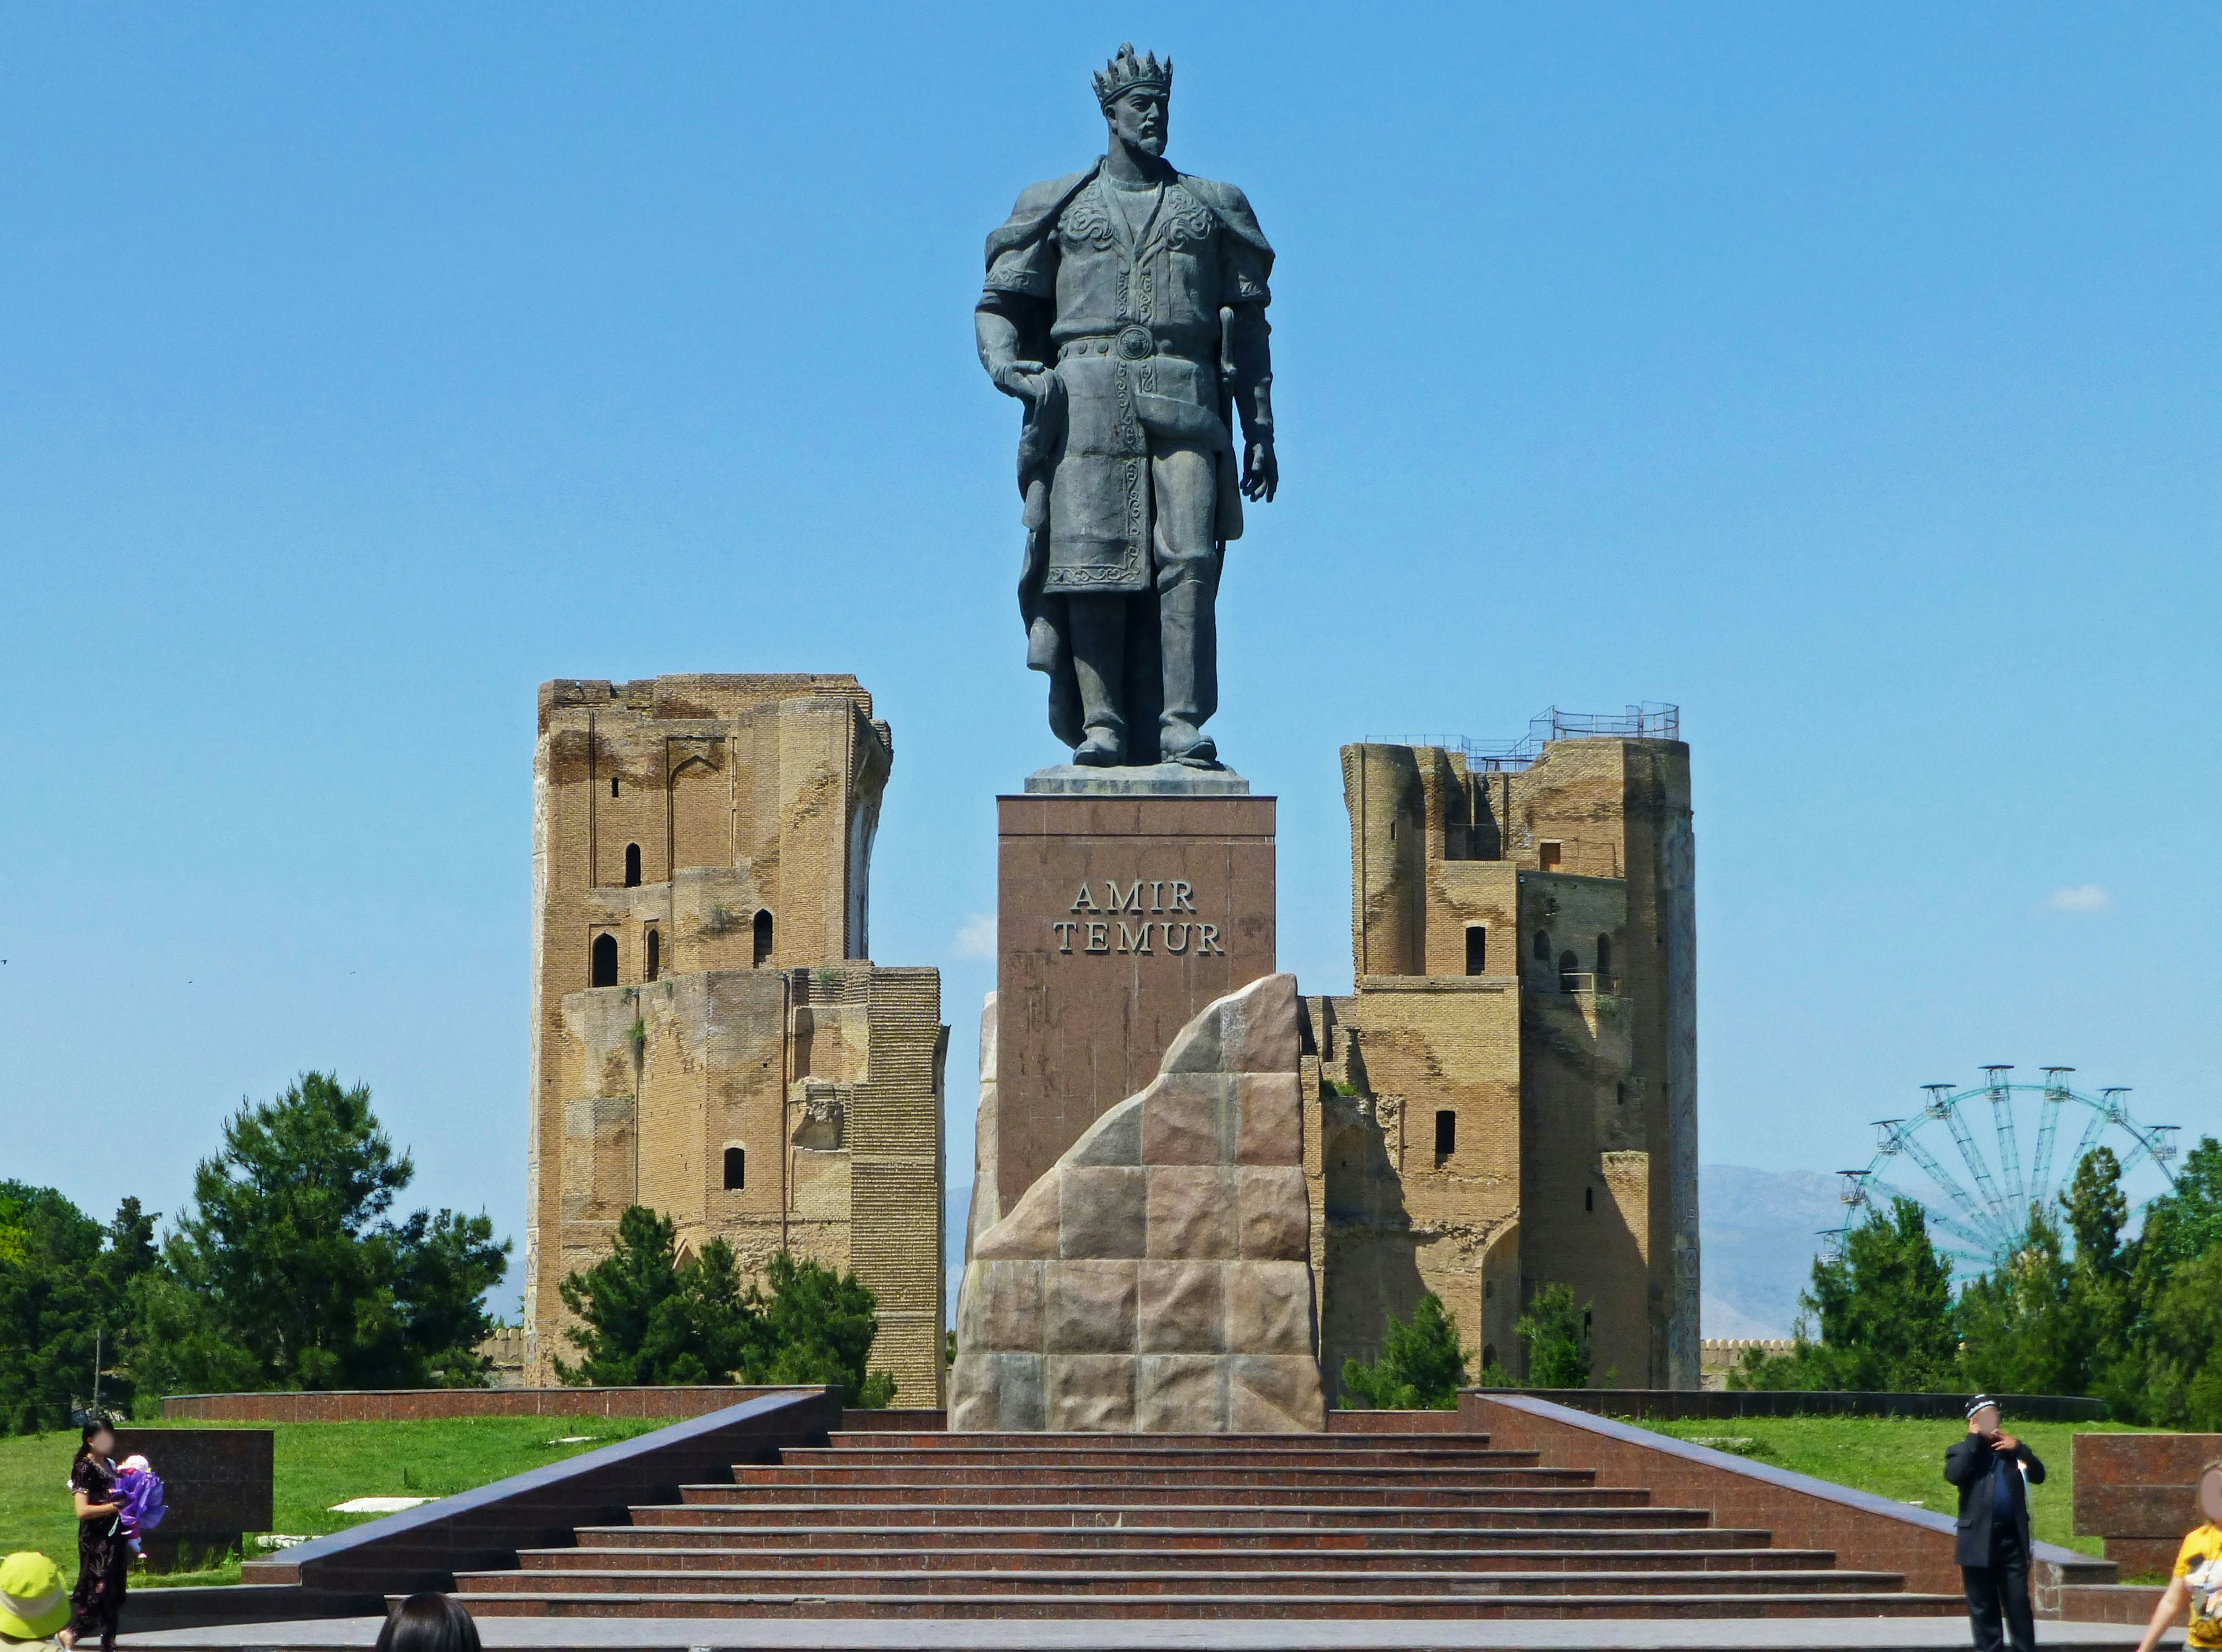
[981,161,1272,750]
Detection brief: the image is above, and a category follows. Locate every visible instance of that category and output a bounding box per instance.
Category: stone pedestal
[991,777,1275,1215]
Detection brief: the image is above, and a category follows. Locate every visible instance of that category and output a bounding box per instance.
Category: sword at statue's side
[1216,303,1235,557]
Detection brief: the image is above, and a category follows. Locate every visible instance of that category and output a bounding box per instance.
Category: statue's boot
[1158,575,1219,769]
[1068,595,1127,766]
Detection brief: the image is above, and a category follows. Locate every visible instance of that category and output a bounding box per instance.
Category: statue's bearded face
[1105,88,1168,157]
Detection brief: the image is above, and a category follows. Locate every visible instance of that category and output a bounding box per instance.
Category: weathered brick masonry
[525,676,947,1403]
[1317,727,1698,1392]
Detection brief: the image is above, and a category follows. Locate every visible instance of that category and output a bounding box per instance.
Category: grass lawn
[1631,1415,2164,1558]
[0,1415,665,1590]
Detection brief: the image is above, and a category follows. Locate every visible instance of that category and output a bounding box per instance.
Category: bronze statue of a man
[978,45,1277,770]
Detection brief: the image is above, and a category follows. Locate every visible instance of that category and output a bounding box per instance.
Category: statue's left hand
[1242,437,1278,503]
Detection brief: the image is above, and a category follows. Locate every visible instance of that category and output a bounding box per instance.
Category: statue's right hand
[994,360,1049,401]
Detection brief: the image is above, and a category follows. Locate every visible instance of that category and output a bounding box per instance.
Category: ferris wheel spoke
[2065,1106,2109,1188]
[1866,1176,2000,1260]
[1940,1095,2016,1237]
[1985,1069,2029,1217]
[1890,1130,2005,1251]
[2029,1075,2068,1212]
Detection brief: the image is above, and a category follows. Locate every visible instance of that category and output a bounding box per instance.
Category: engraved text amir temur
[1050,879,1227,956]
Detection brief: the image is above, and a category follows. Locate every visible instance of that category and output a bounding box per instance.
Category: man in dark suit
[1947,1394,2048,1652]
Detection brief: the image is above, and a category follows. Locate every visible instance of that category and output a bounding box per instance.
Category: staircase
[450,1427,1965,1622]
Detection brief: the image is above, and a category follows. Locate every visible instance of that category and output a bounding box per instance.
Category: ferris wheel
[1826,1067,2180,1281]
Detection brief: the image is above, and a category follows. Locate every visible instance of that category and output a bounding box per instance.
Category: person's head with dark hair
[373,1594,480,1652]
[71,1411,115,1473]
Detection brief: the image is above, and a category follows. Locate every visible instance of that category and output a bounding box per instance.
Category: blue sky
[3,4,2216,1318]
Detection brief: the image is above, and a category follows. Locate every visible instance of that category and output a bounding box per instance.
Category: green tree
[2060,1148,2139,1411]
[2114,1136,2222,1427]
[557,1206,895,1404]
[2065,1147,2129,1272]
[0,1187,159,1432]
[150,1073,509,1392]
[1958,1207,2077,1395]
[2130,1136,2222,1304]
[1340,1293,1469,1409]
[2139,1242,2222,1429]
[1734,1195,1956,1391]
[745,1250,894,1406]
[1516,1283,1592,1389]
[556,1206,741,1386]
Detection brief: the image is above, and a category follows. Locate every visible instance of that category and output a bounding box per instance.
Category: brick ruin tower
[523,675,948,1403]
[1319,707,1698,1390]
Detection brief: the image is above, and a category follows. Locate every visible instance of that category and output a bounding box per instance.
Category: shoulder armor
[986,167,1100,268]
[1174,174,1272,260]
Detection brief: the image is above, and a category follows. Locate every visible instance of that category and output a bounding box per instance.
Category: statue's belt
[1054,331,1232,452]
[1058,326,1200,363]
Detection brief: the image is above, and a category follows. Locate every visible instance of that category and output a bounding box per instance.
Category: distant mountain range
[936,1158,1845,1342]
[1698,1164,1846,1340]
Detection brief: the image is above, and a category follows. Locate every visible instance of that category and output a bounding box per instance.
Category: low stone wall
[2075,1430,2222,1575]
[161,1385,802,1423]
[1698,1338,1793,1391]
[1462,1390,2117,1616]
[112,1427,273,1570]
[1469,1386,2109,1422]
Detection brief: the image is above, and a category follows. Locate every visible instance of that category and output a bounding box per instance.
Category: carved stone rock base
[950,972,1325,1432]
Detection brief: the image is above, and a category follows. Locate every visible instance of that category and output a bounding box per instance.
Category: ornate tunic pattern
[983,164,1272,595]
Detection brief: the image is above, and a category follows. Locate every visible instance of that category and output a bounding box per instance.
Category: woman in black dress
[60,1414,126,1652]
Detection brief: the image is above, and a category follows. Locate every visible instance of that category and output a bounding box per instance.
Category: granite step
[680,1482,1639,1509]
[576,1522,1762,1554]
[455,1567,1908,1601]
[727,1465,1578,1489]
[451,1589,1967,1621]
[627,1502,1698,1530]
[822,1432,1495,1451]
[519,1545,1832,1575]
[788,1447,1532,1470]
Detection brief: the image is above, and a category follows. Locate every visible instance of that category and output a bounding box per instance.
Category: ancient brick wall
[525,676,944,1404]
[1329,731,1696,1392]
[1305,982,1524,1393]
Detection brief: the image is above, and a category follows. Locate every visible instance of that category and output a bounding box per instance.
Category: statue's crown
[1093,43,1171,108]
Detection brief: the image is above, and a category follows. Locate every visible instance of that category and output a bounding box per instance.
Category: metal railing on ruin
[1375,703,1682,772]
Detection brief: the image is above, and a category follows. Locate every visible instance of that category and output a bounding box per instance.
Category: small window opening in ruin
[1585,1185,1594,1212]
[1538,840,1562,871]
[590,932,618,988]
[610,777,619,799]
[645,929,660,982]
[1484,1281,1494,1300]
[1464,925,1487,976]
[1582,1308,1593,1337]
[753,908,774,967]
[1558,950,1578,991]
[723,1146,745,1190]
[1595,933,1612,978]
[1533,929,1550,963]
[1616,1080,1627,1107]
[1434,1109,1456,1157]
[1482,1341,1496,1368]
[624,842,642,887]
